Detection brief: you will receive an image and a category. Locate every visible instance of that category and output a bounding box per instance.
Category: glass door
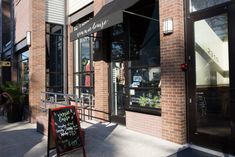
[110,61,126,124]
[109,24,126,125]
[187,3,235,154]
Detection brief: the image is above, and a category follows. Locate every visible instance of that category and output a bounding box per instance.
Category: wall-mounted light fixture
[26,31,31,46]
[163,18,173,35]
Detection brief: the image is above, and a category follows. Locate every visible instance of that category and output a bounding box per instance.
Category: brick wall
[159,0,186,144]
[29,0,46,122]
[126,111,162,138]
[67,25,74,94]
[93,0,110,122]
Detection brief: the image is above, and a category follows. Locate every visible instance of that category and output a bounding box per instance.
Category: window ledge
[126,107,161,116]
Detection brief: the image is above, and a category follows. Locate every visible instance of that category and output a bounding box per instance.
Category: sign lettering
[48,106,86,157]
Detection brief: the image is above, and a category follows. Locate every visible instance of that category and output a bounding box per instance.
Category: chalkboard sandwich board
[48,106,86,157]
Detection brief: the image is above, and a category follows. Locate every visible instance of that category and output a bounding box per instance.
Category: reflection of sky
[190,0,230,12]
[81,40,90,59]
[112,42,123,55]
[22,51,29,60]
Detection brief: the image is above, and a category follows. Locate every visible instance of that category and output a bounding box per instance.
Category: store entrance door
[187,3,235,154]
[110,61,126,125]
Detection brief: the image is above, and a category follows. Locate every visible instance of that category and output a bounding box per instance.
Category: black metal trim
[126,107,161,116]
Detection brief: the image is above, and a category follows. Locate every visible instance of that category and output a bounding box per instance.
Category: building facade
[69,0,235,154]
[1,0,235,155]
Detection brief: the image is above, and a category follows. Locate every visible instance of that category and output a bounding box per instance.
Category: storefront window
[127,0,161,111]
[46,23,64,93]
[18,50,29,95]
[74,36,94,101]
[190,0,230,12]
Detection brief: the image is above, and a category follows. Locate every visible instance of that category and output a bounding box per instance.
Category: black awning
[70,0,139,41]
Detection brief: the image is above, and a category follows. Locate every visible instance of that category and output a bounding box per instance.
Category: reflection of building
[1,0,235,155]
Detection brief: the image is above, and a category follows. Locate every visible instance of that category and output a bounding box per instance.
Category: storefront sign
[48,106,86,157]
[0,61,11,67]
[70,11,123,40]
[77,20,108,38]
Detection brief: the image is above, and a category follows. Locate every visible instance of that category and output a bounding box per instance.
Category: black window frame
[46,23,64,93]
[73,35,94,100]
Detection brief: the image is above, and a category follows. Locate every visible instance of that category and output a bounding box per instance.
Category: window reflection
[46,23,64,93]
[111,42,125,60]
[194,14,231,136]
[74,36,94,100]
[190,0,230,12]
[130,67,160,88]
[112,24,124,36]
[18,51,29,95]
[127,1,161,109]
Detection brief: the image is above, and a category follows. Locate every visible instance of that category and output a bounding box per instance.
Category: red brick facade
[11,0,187,145]
[84,0,186,144]
[92,0,110,122]
[126,111,162,138]
[12,0,46,122]
[159,0,186,144]
[67,25,74,94]
[29,0,46,122]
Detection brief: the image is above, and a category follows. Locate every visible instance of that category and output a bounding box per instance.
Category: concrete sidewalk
[0,116,183,157]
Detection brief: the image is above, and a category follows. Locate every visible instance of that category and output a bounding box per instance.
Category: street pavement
[0,116,184,157]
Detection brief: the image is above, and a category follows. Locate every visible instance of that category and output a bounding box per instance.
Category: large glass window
[127,0,161,112]
[190,0,230,12]
[46,23,64,93]
[195,14,230,136]
[74,36,94,101]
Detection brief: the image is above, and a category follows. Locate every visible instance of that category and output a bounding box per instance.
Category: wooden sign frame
[47,106,86,157]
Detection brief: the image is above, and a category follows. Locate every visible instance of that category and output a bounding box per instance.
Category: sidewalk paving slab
[0,117,183,157]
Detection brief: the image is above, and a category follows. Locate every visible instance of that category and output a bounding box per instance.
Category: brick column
[159,0,186,144]
[29,0,45,122]
[93,0,109,122]
[67,25,74,94]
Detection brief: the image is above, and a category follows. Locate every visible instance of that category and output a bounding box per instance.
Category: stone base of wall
[36,115,48,135]
[126,111,162,138]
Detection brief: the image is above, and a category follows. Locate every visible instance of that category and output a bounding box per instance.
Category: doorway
[187,2,235,154]
[109,24,127,125]
[110,61,126,124]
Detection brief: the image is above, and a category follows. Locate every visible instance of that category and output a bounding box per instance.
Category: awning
[70,0,139,41]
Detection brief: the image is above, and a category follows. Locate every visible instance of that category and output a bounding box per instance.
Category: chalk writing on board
[51,107,81,153]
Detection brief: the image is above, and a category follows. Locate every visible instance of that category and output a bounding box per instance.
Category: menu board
[48,106,86,157]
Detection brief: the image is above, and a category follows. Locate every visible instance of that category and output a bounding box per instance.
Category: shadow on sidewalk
[167,148,220,157]
[65,122,118,157]
[0,122,46,157]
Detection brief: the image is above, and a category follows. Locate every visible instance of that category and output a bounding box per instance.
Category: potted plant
[138,95,161,108]
[0,82,25,123]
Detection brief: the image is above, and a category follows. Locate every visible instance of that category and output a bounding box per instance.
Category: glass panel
[18,51,29,94]
[80,37,90,72]
[126,1,161,110]
[129,9,160,67]
[79,73,91,87]
[46,23,64,93]
[190,0,230,12]
[111,62,126,116]
[194,14,231,137]
[111,24,125,60]
[111,41,125,60]
[129,89,161,108]
[129,68,160,88]
[112,24,124,36]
